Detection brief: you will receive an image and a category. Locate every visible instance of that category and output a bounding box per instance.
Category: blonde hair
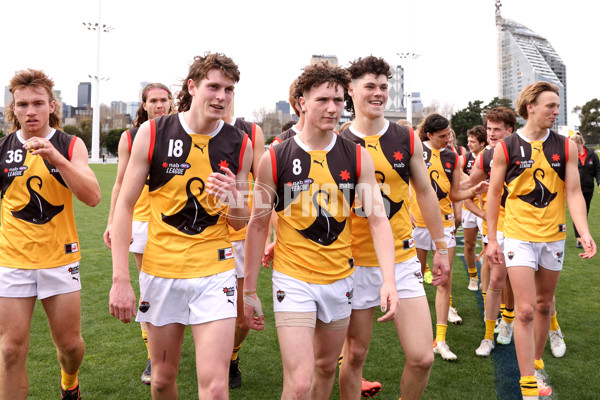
[570,132,585,145]
[515,81,559,120]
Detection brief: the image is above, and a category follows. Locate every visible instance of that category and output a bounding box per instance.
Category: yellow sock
[61,369,78,390]
[502,308,515,324]
[484,319,496,341]
[449,295,453,308]
[520,376,538,397]
[436,324,448,343]
[468,267,478,279]
[338,354,343,366]
[141,328,150,359]
[482,291,486,303]
[534,358,544,371]
[550,312,560,331]
[500,303,506,317]
[232,344,242,361]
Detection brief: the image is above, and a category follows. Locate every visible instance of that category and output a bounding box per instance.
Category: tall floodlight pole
[397,52,420,124]
[82,0,113,162]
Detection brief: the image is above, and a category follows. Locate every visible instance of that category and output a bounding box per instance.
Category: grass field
[23,164,600,399]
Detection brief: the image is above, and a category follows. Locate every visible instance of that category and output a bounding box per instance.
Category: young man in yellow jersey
[243,62,398,400]
[0,69,101,400]
[487,82,596,400]
[337,56,450,400]
[109,53,252,399]
[104,82,173,385]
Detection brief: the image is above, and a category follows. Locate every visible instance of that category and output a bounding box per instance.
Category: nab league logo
[162,161,191,175]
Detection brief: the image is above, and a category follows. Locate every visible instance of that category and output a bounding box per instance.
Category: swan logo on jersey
[139,301,150,313]
[163,161,191,175]
[507,251,514,260]
[276,290,285,302]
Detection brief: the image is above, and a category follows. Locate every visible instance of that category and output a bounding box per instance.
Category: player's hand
[473,180,489,194]
[579,233,597,259]
[486,240,504,265]
[206,166,241,206]
[109,281,137,323]
[103,225,112,249]
[432,251,450,286]
[377,282,399,322]
[23,137,62,165]
[262,242,276,268]
[243,291,265,331]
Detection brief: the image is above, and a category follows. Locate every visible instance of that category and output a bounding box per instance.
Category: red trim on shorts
[126,129,132,152]
[68,136,77,161]
[565,136,569,163]
[148,119,156,163]
[238,134,249,174]
[356,144,362,180]
[268,146,277,185]
[409,126,415,156]
[500,141,509,163]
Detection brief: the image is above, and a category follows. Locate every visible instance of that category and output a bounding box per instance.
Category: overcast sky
[2,0,597,126]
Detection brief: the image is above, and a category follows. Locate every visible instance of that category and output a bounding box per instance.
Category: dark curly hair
[466,125,488,146]
[484,106,516,132]
[344,56,392,116]
[292,62,350,104]
[176,52,240,113]
[417,113,449,142]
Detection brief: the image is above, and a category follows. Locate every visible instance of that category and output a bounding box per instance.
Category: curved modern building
[496,0,566,126]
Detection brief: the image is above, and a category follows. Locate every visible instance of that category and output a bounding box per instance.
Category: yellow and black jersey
[410,143,457,228]
[0,130,80,269]
[270,134,359,284]
[127,127,151,222]
[272,126,300,145]
[463,152,477,175]
[228,118,258,242]
[339,121,415,266]
[144,113,249,278]
[500,130,568,242]
[479,147,508,233]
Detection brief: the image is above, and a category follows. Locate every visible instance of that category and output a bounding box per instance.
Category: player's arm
[409,137,449,286]
[463,197,485,219]
[565,142,597,258]
[243,150,276,330]
[25,136,100,206]
[449,158,488,202]
[104,132,131,249]
[356,147,398,322]
[109,121,152,323]
[486,145,507,264]
[207,139,253,231]
[459,153,487,190]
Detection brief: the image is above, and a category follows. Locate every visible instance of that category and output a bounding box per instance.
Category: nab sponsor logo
[223,286,235,296]
[5,166,27,177]
[517,160,534,169]
[345,288,354,303]
[289,178,313,192]
[163,161,191,175]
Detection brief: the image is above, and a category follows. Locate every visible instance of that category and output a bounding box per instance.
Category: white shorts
[496,231,504,252]
[129,220,149,254]
[136,269,237,326]
[503,238,565,272]
[477,217,487,244]
[0,262,81,299]
[272,270,354,324]
[462,209,478,229]
[232,239,245,279]
[413,226,456,250]
[352,256,425,310]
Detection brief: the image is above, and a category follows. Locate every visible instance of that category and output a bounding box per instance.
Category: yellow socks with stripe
[534,358,544,371]
[482,291,486,304]
[520,376,538,397]
[338,354,343,366]
[232,344,242,361]
[484,318,496,341]
[449,295,453,308]
[502,308,515,324]
[550,312,560,331]
[61,369,79,391]
[141,328,150,359]
[468,266,478,279]
[436,324,448,343]
[500,303,506,316]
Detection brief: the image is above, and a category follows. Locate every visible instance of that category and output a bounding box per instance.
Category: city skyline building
[310,54,338,66]
[78,82,92,108]
[496,0,567,126]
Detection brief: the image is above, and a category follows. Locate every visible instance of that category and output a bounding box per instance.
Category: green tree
[105,128,125,156]
[574,99,600,140]
[63,125,80,136]
[450,100,484,145]
[78,119,92,150]
[0,130,4,138]
[482,97,514,115]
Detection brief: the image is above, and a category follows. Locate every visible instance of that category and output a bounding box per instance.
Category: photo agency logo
[207,179,278,220]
